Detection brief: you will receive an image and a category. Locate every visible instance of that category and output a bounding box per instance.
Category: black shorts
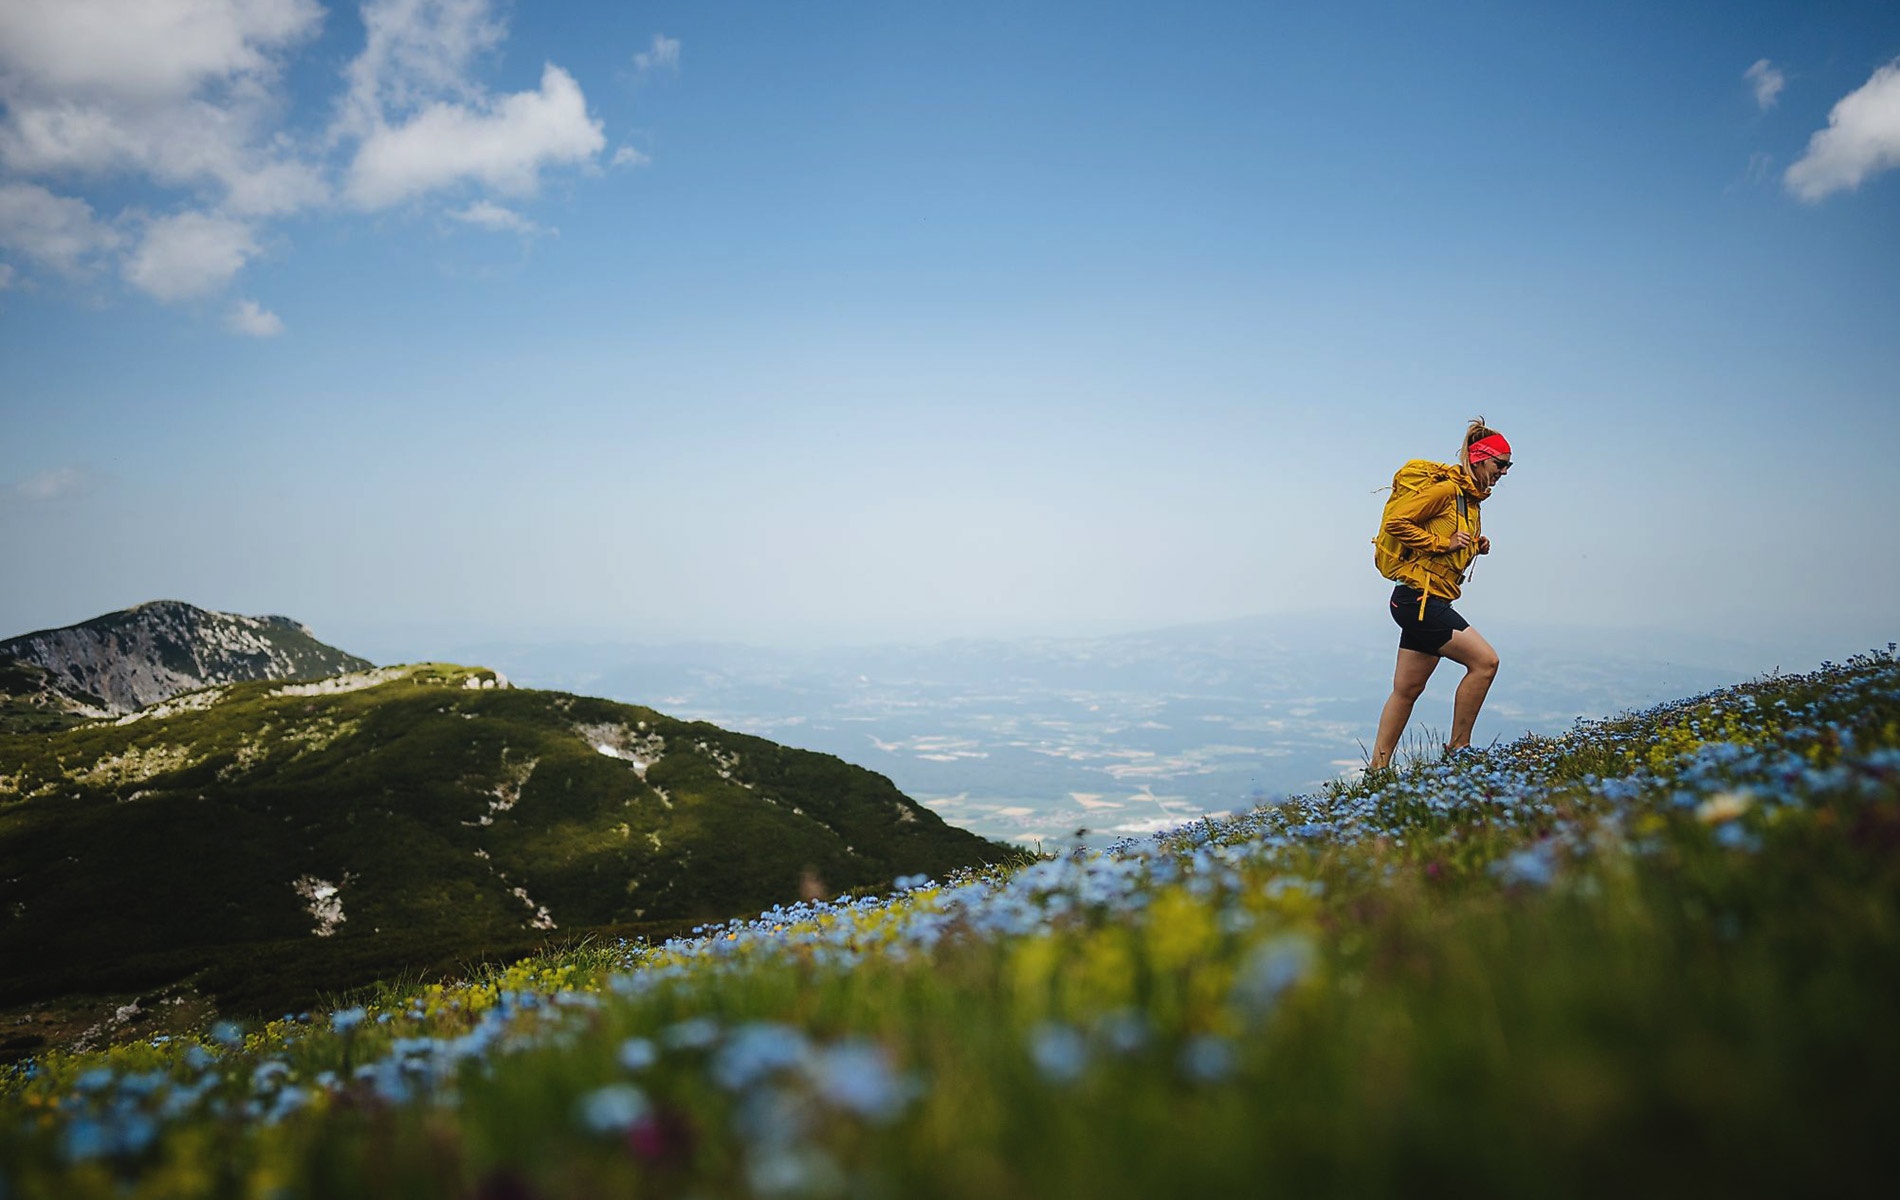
[1389,585,1469,655]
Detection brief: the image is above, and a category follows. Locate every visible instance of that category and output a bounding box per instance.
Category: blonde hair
[1458,416,1504,468]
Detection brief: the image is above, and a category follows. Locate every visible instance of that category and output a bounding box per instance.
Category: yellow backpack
[1371,459,1471,583]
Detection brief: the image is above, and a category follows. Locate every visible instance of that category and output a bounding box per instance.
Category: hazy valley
[441,614,1789,846]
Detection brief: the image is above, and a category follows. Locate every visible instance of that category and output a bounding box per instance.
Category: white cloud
[14,466,86,502]
[612,145,652,169]
[1785,59,1900,202]
[0,102,140,176]
[1745,59,1785,111]
[0,182,122,274]
[448,199,544,234]
[0,100,329,217]
[227,296,284,336]
[344,63,605,208]
[0,0,321,101]
[0,262,13,289]
[0,1,326,215]
[633,33,680,76]
[123,210,258,300]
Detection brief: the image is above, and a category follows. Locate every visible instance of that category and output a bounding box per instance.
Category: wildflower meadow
[4,649,1897,1198]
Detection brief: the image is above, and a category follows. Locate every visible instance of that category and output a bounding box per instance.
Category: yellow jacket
[1381,465,1489,602]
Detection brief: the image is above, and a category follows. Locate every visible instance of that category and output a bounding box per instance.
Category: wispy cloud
[1744,59,1785,111]
[14,466,86,502]
[227,298,285,337]
[335,0,508,141]
[448,199,546,235]
[612,145,652,169]
[633,33,681,77]
[1785,59,1900,202]
[0,183,122,277]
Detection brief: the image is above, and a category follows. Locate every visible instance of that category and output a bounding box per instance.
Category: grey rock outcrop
[0,600,372,714]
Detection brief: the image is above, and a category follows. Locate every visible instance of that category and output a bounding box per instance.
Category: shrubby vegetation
[0,665,1010,1015]
[3,650,1895,1197]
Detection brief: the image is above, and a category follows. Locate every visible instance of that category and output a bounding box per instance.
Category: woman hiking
[1368,419,1513,770]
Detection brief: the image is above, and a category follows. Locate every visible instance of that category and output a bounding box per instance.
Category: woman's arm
[1382,480,1460,554]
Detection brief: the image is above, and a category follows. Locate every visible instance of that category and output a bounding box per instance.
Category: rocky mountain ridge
[0,601,370,723]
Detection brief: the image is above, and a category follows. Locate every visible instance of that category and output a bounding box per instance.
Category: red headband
[1467,433,1512,464]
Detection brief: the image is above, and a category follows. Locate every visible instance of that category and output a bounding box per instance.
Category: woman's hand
[1478,535,1491,555]
[1447,531,1474,552]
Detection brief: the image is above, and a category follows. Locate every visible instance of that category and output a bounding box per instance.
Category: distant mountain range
[0,604,1011,1021]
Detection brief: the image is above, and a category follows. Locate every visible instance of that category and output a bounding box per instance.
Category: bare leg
[1439,627,1500,750]
[1370,649,1440,769]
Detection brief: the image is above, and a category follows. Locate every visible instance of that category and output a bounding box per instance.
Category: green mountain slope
[0,663,1011,1012]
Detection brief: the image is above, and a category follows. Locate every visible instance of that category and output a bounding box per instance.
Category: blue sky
[2,1,1897,660]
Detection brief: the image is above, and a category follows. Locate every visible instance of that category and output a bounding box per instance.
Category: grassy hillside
[0,664,1012,1015]
[2,648,1895,1198]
